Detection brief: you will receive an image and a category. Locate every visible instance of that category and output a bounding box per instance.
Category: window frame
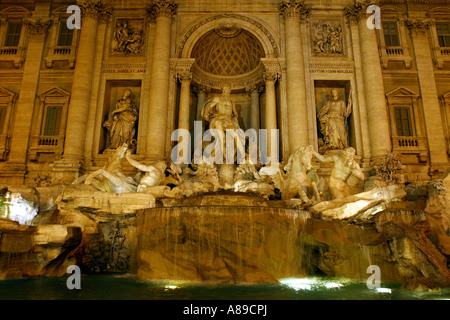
[4,21,23,47]
[383,21,401,47]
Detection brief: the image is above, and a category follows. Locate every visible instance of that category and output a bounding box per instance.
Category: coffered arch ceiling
[191,25,265,77]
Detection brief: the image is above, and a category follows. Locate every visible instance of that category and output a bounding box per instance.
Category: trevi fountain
[0,0,449,301]
[0,85,449,299]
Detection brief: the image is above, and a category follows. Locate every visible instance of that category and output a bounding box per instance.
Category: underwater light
[375,288,392,294]
[280,278,345,291]
[165,285,178,290]
[280,278,313,291]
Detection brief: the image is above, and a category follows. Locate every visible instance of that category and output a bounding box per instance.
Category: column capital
[405,19,432,35]
[246,84,264,95]
[175,58,194,82]
[193,84,211,95]
[263,71,280,83]
[24,18,52,37]
[280,0,310,20]
[344,0,377,24]
[77,0,111,22]
[176,71,192,83]
[147,0,177,21]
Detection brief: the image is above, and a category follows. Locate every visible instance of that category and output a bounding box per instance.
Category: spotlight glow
[376,288,392,293]
[3,193,38,225]
[280,278,347,291]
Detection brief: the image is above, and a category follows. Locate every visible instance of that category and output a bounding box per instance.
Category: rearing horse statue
[261,145,321,203]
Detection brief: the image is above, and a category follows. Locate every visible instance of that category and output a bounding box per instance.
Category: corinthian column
[246,85,262,132]
[280,0,310,154]
[4,17,51,183]
[406,19,448,171]
[263,71,279,160]
[54,0,110,180]
[177,72,192,132]
[146,0,177,160]
[345,1,391,160]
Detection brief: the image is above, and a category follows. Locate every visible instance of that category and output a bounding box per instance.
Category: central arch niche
[173,16,282,159]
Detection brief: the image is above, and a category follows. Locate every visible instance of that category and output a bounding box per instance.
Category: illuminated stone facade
[0,0,448,185]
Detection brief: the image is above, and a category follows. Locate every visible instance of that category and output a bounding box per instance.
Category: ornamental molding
[344,0,379,24]
[77,0,111,22]
[24,17,52,36]
[405,18,432,35]
[175,58,195,82]
[146,0,177,21]
[176,13,279,58]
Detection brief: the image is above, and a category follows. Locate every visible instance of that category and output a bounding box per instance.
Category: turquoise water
[0,275,449,300]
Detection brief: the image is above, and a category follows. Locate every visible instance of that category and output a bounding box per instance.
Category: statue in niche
[312,147,365,199]
[103,89,138,150]
[113,20,144,54]
[201,85,245,160]
[317,89,352,153]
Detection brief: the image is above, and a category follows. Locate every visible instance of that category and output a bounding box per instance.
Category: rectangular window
[57,21,74,47]
[395,107,413,137]
[4,22,22,47]
[436,22,450,47]
[43,105,62,136]
[383,21,400,47]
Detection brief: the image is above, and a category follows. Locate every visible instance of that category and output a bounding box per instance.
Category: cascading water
[136,192,312,283]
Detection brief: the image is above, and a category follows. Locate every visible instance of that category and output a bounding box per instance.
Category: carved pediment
[0,87,16,103]
[386,87,419,98]
[39,87,70,98]
[39,87,71,103]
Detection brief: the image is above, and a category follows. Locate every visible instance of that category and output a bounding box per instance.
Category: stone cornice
[147,0,177,21]
[280,0,311,20]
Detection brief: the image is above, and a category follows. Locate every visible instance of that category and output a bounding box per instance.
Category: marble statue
[125,150,167,192]
[233,162,274,196]
[103,89,138,150]
[260,145,320,204]
[201,86,240,133]
[201,86,245,161]
[84,144,138,193]
[317,89,352,153]
[312,147,365,199]
[175,157,220,197]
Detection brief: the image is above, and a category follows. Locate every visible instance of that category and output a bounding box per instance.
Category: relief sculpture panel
[311,20,344,56]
